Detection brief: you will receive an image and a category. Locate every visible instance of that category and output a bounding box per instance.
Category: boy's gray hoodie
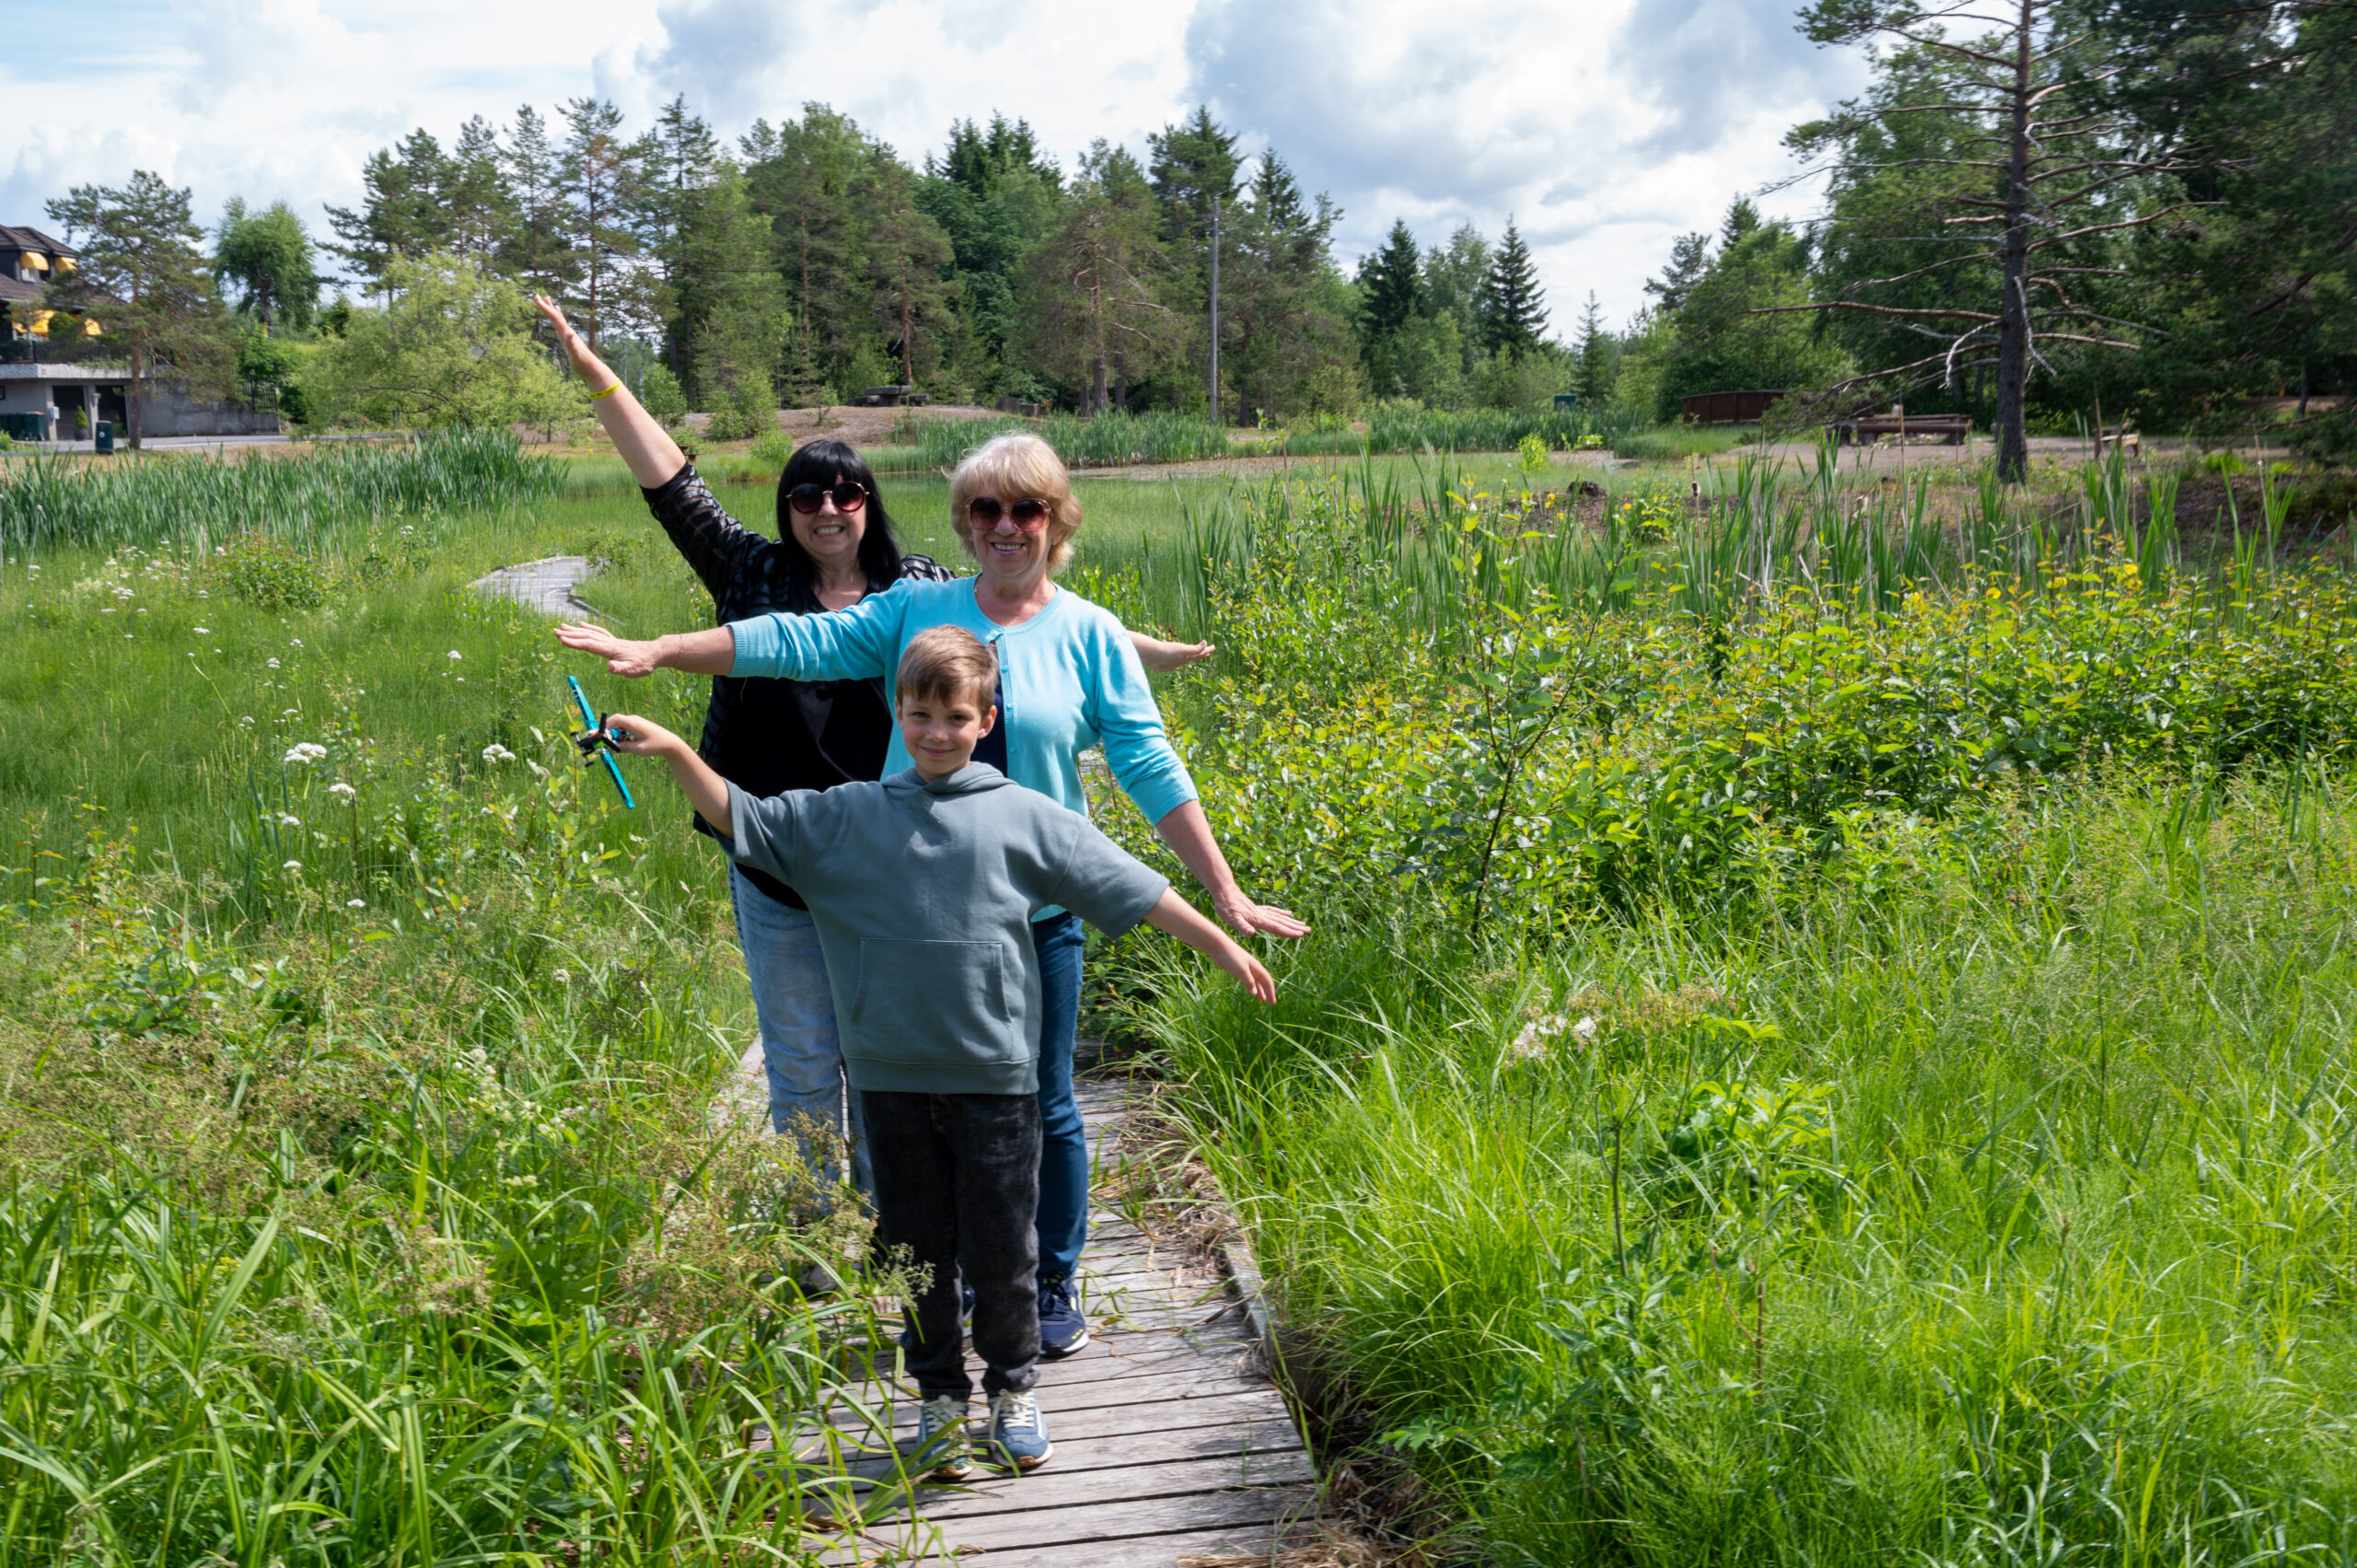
[722,763,1168,1095]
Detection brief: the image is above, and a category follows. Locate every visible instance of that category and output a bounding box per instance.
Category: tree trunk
[900,258,915,386]
[129,335,145,451]
[1993,0,2035,484]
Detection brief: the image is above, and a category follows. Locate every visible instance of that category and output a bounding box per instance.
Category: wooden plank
[898,1483,1319,1551]
[992,1523,1303,1567]
[910,1450,1313,1522]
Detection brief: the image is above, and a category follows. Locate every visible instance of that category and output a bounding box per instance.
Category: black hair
[774,438,908,597]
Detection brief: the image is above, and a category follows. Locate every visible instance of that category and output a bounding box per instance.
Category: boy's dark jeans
[861,1089,1041,1400]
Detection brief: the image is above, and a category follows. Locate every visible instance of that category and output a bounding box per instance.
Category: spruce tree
[1643,232,1711,314]
[1357,219,1422,339]
[1574,291,1616,407]
[1481,219,1548,357]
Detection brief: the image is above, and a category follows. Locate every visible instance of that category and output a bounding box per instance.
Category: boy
[600,625,1275,1480]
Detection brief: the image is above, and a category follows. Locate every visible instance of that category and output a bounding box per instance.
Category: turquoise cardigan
[726,577,1199,828]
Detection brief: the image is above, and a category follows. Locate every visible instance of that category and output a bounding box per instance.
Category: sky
[0,0,1872,331]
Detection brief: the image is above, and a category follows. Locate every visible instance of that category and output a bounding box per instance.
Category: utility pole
[1208,194,1221,429]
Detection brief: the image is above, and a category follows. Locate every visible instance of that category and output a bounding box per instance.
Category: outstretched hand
[1213,890,1310,940]
[598,712,683,757]
[556,621,661,678]
[1137,638,1215,673]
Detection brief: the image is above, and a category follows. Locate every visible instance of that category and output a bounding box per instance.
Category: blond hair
[948,432,1083,574]
[895,624,999,709]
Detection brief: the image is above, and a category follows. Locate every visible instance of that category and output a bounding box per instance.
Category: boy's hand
[599,713,684,757]
[1215,943,1278,1005]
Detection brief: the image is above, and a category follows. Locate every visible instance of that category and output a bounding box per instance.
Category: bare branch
[1748,300,2000,324]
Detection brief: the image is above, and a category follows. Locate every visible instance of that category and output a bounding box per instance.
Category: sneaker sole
[1038,1326,1090,1359]
[995,1442,1052,1472]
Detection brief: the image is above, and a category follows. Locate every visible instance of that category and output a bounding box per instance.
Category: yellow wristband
[589,380,622,401]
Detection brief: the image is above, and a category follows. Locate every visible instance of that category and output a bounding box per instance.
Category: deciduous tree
[215,199,319,331]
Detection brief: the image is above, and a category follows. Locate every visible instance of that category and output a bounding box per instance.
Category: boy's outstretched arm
[601,714,733,836]
[1142,889,1277,1003]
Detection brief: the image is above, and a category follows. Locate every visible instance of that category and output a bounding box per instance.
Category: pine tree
[1480,219,1548,357]
[558,99,646,349]
[743,107,877,376]
[1018,143,1176,405]
[323,129,449,284]
[863,161,957,387]
[46,172,235,448]
[499,106,574,301]
[443,117,516,263]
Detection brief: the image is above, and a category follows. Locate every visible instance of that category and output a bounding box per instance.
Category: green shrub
[702,370,776,443]
[213,530,331,610]
[748,427,796,472]
[639,362,690,427]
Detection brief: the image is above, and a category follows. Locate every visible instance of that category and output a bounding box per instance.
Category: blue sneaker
[1038,1275,1090,1358]
[987,1388,1052,1471]
[914,1395,975,1481]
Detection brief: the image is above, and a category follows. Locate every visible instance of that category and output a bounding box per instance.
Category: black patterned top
[644,463,957,908]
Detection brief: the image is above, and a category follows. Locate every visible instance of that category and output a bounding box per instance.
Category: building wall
[136,383,280,437]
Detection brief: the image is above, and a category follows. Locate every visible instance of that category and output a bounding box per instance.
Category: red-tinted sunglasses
[967,496,1050,530]
[788,481,869,514]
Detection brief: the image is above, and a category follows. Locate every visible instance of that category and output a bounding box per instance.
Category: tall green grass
[888,410,1235,470]
[1117,772,2357,1566]
[0,431,563,552]
[1268,402,1646,459]
[1077,460,2357,1562]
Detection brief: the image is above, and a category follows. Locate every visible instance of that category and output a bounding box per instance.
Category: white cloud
[0,0,1867,326]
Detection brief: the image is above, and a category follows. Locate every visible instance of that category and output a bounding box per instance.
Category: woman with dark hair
[534,298,1203,1190]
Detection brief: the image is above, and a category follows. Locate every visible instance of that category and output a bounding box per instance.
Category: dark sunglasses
[787,481,869,514]
[966,495,1050,530]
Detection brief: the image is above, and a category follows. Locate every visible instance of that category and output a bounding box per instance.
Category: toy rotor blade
[599,751,637,809]
[566,674,598,729]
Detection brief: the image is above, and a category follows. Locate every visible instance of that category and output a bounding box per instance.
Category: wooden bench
[2097,424,2140,459]
[1829,413,1973,446]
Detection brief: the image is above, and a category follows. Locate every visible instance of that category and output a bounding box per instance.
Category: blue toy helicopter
[566,674,637,809]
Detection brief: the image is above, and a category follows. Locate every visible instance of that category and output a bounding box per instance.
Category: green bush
[212,530,332,610]
[639,362,690,428]
[748,427,796,472]
[702,370,776,443]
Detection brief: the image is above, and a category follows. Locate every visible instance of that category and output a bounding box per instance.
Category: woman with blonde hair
[557,431,1305,1355]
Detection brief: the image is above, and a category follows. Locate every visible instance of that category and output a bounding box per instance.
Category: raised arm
[535,296,690,490]
[1142,889,1276,1003]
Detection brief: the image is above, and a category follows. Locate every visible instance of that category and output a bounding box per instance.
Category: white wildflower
[552,969,571,983]
[482,743,517,764]
[283,742,329,765]
[447,650,462,661]
[1509,1012,1599,1063]
[192,627,209,634]
[289,639,301,647]
[238,715,256,727]
[277,813,301,828]
[329,782,357,799]
[282,860,303,872]
[267,657,280,668]
[347,899,366,909]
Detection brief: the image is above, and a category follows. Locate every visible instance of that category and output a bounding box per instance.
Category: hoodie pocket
[849,939,1021,1067]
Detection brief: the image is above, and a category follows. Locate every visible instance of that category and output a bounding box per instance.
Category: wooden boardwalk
[787,1078,1321,1565]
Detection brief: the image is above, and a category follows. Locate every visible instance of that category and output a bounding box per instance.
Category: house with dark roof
[1,223,278,443]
